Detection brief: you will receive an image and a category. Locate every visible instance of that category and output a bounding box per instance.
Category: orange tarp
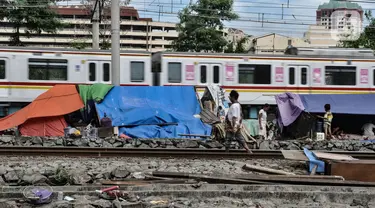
[19,116,68,136]
[0,85,84,131]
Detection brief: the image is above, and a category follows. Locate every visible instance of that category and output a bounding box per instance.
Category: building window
[289,67,295,85]
[89,63,96,81]
[130,61,145,82]
[168,62,182,83]
[200,65,207,83]
[103,63,110,82]
[301,67,307,85]
[213,66,220,84]
[28,58,68,80]
[325,66,356,85]
[238,64,271,84]
[0,60,5,79]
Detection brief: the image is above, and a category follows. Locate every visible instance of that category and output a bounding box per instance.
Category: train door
[198,63,222,85]
[288,65,309,94]
[87,61,111,84]
[0,58,9,98]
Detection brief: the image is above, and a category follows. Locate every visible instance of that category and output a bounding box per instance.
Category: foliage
[340,11,375,50]
[1,0,65,46]
[79,0,130,50]
[224,36,249,53]
[172,0,239,52]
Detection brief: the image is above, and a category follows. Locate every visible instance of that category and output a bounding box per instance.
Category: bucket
[316,121,323,133]
[64,128,70,137]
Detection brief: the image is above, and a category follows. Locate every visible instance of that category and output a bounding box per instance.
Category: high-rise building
[305,0,363,48]
[316,0,363,30]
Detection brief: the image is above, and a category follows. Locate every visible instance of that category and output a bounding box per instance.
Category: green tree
[224,36,249,53]
[340,11,375,50]
[173,0,239,53]
[1,0,64,46]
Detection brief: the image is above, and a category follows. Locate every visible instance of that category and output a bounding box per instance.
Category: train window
[130,61,145,82]
[213,66,220,83]
[289,67,295,85]
[0,60,5,79]
[168,62,181,83]
[325,66,356,85]
[238,64,271,84]
[28,58,68,80]
[103,63,110,82]
[373,69,375,86]
[89,63,96,81]
[301,67,307,85]
[200,65,207,83]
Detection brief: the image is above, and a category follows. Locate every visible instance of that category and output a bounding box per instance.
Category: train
[0,46,374,118]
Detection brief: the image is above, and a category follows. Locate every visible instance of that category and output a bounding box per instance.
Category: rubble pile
[258,139,374,151]
[1,193,373,208]
[0,157,306,186]
[0,135,373,151]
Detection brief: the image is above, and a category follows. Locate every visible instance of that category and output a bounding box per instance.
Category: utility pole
[92,0,100,49]
[282,4,284,20]
[262,13,264,27]
[111,0,120,86]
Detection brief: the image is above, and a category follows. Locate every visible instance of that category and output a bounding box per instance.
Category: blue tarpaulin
[276,93,375,127]
[95,86,212,139]
[300,94,375,115]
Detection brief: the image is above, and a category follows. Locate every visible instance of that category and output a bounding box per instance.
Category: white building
[0,6,178,52]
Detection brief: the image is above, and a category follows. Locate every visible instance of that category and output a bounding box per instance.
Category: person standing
[258,104,270,139]
[225,90,252,154]
[323,104,333,139]
[362,121,375,138]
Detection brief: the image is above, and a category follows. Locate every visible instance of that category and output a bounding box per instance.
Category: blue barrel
[316,121,323,133]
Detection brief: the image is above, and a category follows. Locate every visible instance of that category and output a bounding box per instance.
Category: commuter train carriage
[0,46,375,118]
[154,47,375,118]
[0,47,152,115]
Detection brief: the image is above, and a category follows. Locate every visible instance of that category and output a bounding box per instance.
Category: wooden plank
[327,160,375,182]
[313,151,358,161]
[151,171,375,187]
[281,150,308,161]
[152,171,270,184]
[242,164,295,175]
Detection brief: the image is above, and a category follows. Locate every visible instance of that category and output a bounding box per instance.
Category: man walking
[225,90,252,154]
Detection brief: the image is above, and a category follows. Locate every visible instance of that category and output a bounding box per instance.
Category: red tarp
[0,85,84,132]
[19,116,68,136]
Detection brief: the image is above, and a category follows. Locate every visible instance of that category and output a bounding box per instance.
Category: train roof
[155,47,375,60]
[0,46,152,54]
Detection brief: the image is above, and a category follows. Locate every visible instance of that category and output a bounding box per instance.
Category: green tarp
[243,119,259,136]
[78,83,114,106]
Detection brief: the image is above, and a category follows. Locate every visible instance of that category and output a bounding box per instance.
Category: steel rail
[0,146,375,159]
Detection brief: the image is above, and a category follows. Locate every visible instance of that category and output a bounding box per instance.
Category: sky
[62,0,374,38]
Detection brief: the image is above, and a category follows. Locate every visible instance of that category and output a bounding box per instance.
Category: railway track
[0,146,375,159]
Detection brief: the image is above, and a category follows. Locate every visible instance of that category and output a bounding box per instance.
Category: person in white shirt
[258,104,270,139]
[225,90,252,154]
[362,121,375,137]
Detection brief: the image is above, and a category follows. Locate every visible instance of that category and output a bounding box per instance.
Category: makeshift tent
[19,116,68,136]
[275,93,375,138]
[95,86,212,139]
[276,93,375,127]
[78,83,113,123]
[0,85,84,133]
